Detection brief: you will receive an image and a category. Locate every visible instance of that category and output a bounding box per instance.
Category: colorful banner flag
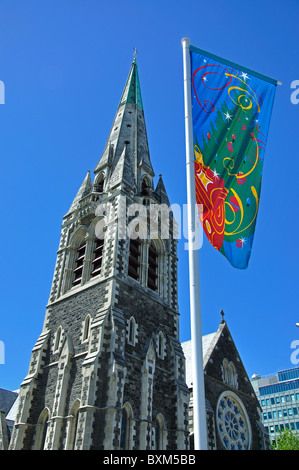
[190,45,276,269]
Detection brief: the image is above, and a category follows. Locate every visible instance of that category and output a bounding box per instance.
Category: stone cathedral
[7,59,270,452]
[9,59,190,450]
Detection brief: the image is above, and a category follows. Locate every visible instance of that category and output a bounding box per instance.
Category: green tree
[272,428,299,450]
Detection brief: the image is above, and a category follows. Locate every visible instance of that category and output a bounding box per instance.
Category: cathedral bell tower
[10,59,190,450]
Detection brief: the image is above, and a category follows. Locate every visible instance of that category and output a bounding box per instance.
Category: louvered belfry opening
[91,238,104,277]
[147,243,158,291]
[73,242,86,285]
[128,238,141,280]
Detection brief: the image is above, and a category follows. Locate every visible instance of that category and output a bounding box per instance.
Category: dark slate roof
[0,388,18,415]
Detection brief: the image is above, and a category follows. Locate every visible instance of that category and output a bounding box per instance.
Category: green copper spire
[119,59,143,110]
[94,57,154,181]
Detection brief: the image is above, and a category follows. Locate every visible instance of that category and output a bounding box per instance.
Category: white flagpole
[181,37,208,451]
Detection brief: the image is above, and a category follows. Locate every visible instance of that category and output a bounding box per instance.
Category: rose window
[216,392,251,450]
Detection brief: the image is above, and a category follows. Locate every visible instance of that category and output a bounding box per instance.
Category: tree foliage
[272,428,299,450]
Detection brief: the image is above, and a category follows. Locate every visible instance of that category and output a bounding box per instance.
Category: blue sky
[0,0,298,391]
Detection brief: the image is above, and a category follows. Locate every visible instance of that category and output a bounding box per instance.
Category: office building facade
[251,367,299,444]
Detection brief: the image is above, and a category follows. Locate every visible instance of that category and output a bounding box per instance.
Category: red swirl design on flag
[192,64,233,113]
[194,160,229,250]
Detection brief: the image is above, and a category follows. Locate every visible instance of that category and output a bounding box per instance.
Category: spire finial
[133,47,138,62]
[220,309,225,323]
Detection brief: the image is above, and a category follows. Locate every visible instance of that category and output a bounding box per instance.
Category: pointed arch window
[82,315,91,342]
[94,172,105,193]
[120,403,133,450]
[141,176,150,195]
[91,237,104,277]
[155,414,166,450]
[159,334,162,356]
[120,408,128,450]
[73,242,86,286]
[155,417,161,450]
[129,317,135,344]
[157,331,165,359]
[127,316,138,346]
[228,361,238,388]
[34,408,49,450]
[148,243,158,291]
[128,238,141,280]
[66,400,80,450]
[54,326,62,352]
[97,174,104,193]
[222,358,238,389]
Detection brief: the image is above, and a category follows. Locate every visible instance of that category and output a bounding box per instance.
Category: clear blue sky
[0,0,298,391]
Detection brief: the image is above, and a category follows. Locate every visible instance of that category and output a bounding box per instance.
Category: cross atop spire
[220,309,225,323]
[133,47,138,62]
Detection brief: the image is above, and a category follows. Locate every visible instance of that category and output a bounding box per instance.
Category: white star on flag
[212,169,220,179]
[223,111,232,121]
[240,72,250,81]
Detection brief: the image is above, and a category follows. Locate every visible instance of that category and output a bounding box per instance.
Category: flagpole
[181,37,208,451]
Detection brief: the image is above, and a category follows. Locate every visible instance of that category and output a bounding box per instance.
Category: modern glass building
[251,367,299,444]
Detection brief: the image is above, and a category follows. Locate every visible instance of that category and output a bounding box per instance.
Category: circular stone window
[216,391,252,450]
